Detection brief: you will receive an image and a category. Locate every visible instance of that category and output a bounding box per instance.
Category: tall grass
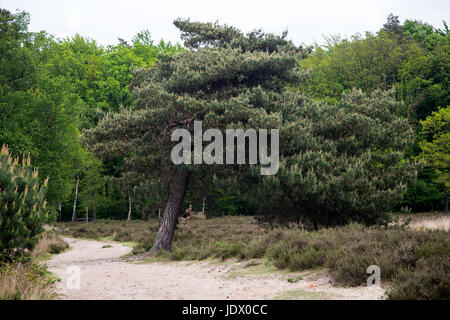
[32,233,69,259]
[0,263,56,300]
[409,215,450,231]
[0,231,67,300]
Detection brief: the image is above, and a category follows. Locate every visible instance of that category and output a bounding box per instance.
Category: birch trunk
[72,175,79,221]
[127,193,132,221]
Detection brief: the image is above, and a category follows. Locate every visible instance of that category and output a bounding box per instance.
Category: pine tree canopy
[82,19,419,230]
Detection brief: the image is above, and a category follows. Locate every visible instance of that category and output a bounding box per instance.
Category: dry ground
[407,214,450,231]
[47,238,385,300]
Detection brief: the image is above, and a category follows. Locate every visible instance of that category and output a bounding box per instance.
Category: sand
[47,238,385,300]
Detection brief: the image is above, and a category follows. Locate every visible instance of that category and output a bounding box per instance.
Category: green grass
[287,275,303,283]
[225,259,290,279]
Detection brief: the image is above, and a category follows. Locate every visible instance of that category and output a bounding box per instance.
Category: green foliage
[399,165,445,212]
[383,14,403,35]
[403,19,449,51]
[261,89,419,226]
[0,9,84,206]
[0,145,49,263]
[295,15,449,213]
[77,151,106,218]
[82,19,307,221]
[287,275,303,283]
[0,8,445,225]
[83,19,417,227]
[401,178,445,212]
[211,183,258,216]
[296,31,409,102]
[0,8,183,215]
[214,241,246,260]
[419,106,450,192]
[49,31,183,127]
[396,31,449,121]
[296,17,449,122]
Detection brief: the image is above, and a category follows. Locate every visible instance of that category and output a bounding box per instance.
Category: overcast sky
[1,0,449,46]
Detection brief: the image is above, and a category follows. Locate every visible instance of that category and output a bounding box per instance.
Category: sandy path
[47,238,385,300]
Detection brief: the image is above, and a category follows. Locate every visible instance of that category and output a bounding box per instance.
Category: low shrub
[32,232,69,259]
[262,224,449,298]
[388,256,450,300]
[0,226,68,300]
[215,241,246,260]
[59,217,450,299]
[0,263,56,300]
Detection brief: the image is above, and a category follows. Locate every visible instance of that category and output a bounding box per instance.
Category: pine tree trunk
[72,175,79,221]
[127,193,132,221]
[150,169,190,253]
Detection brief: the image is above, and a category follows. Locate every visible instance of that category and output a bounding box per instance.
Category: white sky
[1,0,449,47]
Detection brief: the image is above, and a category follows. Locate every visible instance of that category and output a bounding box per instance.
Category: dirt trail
[47,238,385,300]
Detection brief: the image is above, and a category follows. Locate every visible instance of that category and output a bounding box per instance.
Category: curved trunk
[150,169,190,253]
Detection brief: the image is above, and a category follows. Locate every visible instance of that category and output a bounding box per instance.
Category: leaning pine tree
[82,19,419,253]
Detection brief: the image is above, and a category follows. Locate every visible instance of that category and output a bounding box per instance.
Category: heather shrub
[263,224,449,298]
[388,256,450,300]
[60,217,449,299]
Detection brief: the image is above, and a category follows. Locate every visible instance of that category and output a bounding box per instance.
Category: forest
[1,11,448,222]
[0,7,449,300]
